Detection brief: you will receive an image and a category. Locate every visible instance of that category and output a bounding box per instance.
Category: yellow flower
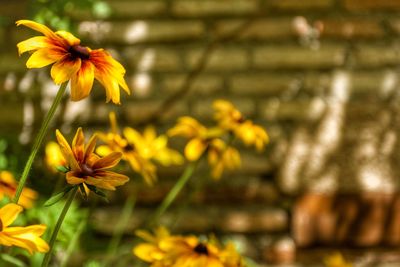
[97,112,183,186]
[0,171,37,209]
[168,116,239,179]
[213,100,269,151]
[324,252,352,267]
[133,227,245,267]
[0,203,49,254]
[16,20,130,104]
[44,141,67,173]
[55,127,129,191]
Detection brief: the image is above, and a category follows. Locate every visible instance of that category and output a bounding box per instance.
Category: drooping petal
[51,56,81,85]
[70,60,94,101]
[55,30,80,46]
[0,203,22,228]
[16,20,58,39]
[17,36,51,55]
[92,152,122,170]
[55,130,81,171]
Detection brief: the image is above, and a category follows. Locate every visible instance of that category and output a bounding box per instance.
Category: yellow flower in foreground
[324,252,352,267]
[16,20,130,104]
[0,203,49,254]
[45,141,67,172]
[133,227,245,267]
[56,127,129,191]
[0,171,37,209]
[213,100,269,151]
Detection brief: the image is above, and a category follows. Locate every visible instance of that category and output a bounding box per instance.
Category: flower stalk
[13,82,67,204]
[41,186,78,267]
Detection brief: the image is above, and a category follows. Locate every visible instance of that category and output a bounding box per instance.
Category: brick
[215,19,296,40]
[78,20,205,44]
[172,0,258,17]
[352,45,400,67]
[192,98,255,120]
[253,45,345,69]
[230,73,302,96]
[321,19,384,39]
[160,74,224,95]
[186,48,248,71]
[266,0,333,10]
[107,0,167,18]
[122,47,182,72]
[343,0,400,11]
[259,99,326,121]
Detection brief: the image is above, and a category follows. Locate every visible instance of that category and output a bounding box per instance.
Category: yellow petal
[66,172,85,185]
[84,134,98,161]
[0,203,22,227]
[184,138,207,161]
[70,60,94,101]
[26,48,60,68]
[55,30,80,46]
[16,20,58,39]
[93,152,122,170]
[17,36,50,55]
[55,129,81,171]
[72,127,85,161]
[51,57,81,85]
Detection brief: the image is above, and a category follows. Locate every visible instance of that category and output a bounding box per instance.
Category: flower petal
[51,56,81,85]
[66,172,85,185]
[55,30,80,46]
[84,134,98,161]
[0,203,22,228]
[56,129,81,171]
[184,138,207,161]
[70,60,94,101]
[17,36,51,56]
[72,127,85,162]
[26,48,60,68]
[16,20,58,39]
[92,152,122,170]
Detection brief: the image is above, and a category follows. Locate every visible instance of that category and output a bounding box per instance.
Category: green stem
[42,186,78,267]
[148,161,198,226]
[60,215,87,267]
[13,82,68,203]
[104,195,136,266]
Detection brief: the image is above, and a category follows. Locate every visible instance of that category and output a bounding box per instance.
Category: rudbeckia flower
[16,20,130,104]
[133,227,245,267]
[97,112,183,186]
[213,100,269,151]
[207,139,241,180]
[0,171,37,209]
[0,203,49,254]
[55,127,129,191]
[44,141,67,173]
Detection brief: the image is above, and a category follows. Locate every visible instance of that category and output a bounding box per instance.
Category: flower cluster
[133,227,245,267]
[168,100,268,179]
[0,171,37,208]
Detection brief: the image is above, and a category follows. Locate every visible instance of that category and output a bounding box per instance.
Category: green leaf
[86,184,109,203]
[0,254,27,267]
[44,185,75,207]
[56,165,70,173]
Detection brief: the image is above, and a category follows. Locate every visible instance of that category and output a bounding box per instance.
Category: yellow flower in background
[133,227,245,267]
[44,141,67,172]
[16,20,130,104]
[97,112,183,186]
[0,171,37,209]
[56,127,129,191]
[207,139,241,180]
[168,116,224,162]
[213,100,269,151]
[0,203,49,254]
[324,252,352,267]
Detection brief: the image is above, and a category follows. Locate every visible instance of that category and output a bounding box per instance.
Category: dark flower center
[124,143,135,152]
[69,45,90,60]
[81,163,95,176]
[0,219,3,232]
[193,243,209,255]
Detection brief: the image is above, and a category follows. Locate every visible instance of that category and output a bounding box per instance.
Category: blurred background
[1,0,400,266]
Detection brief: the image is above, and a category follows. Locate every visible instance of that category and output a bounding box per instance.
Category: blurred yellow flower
[133,227,245,267]
[44,141,67,172]
[56,127,129,191]
[97,112,183,186]
[324,252,352,267]
[0,171,37,209]
[16,20,130,104]
[207,139,241,179]
[0,203,49,254]
[213,100,269,151]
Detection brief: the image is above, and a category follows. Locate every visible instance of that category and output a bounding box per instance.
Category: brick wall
[1,0,400,263]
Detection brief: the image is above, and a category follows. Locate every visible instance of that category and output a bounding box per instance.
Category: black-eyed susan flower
[97,112,183,185]
[44,141,67,173]
[207,139,241,179]
[0,203,49,254]
[213,100,269,151]
[133,227,245,267]
[0,171,37,209]
[55,127,129,192]
[16,20,130,104]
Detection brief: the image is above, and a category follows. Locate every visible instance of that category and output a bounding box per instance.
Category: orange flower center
[193,243,209,255]
[69,45,90,60]
[81,163,95,176]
